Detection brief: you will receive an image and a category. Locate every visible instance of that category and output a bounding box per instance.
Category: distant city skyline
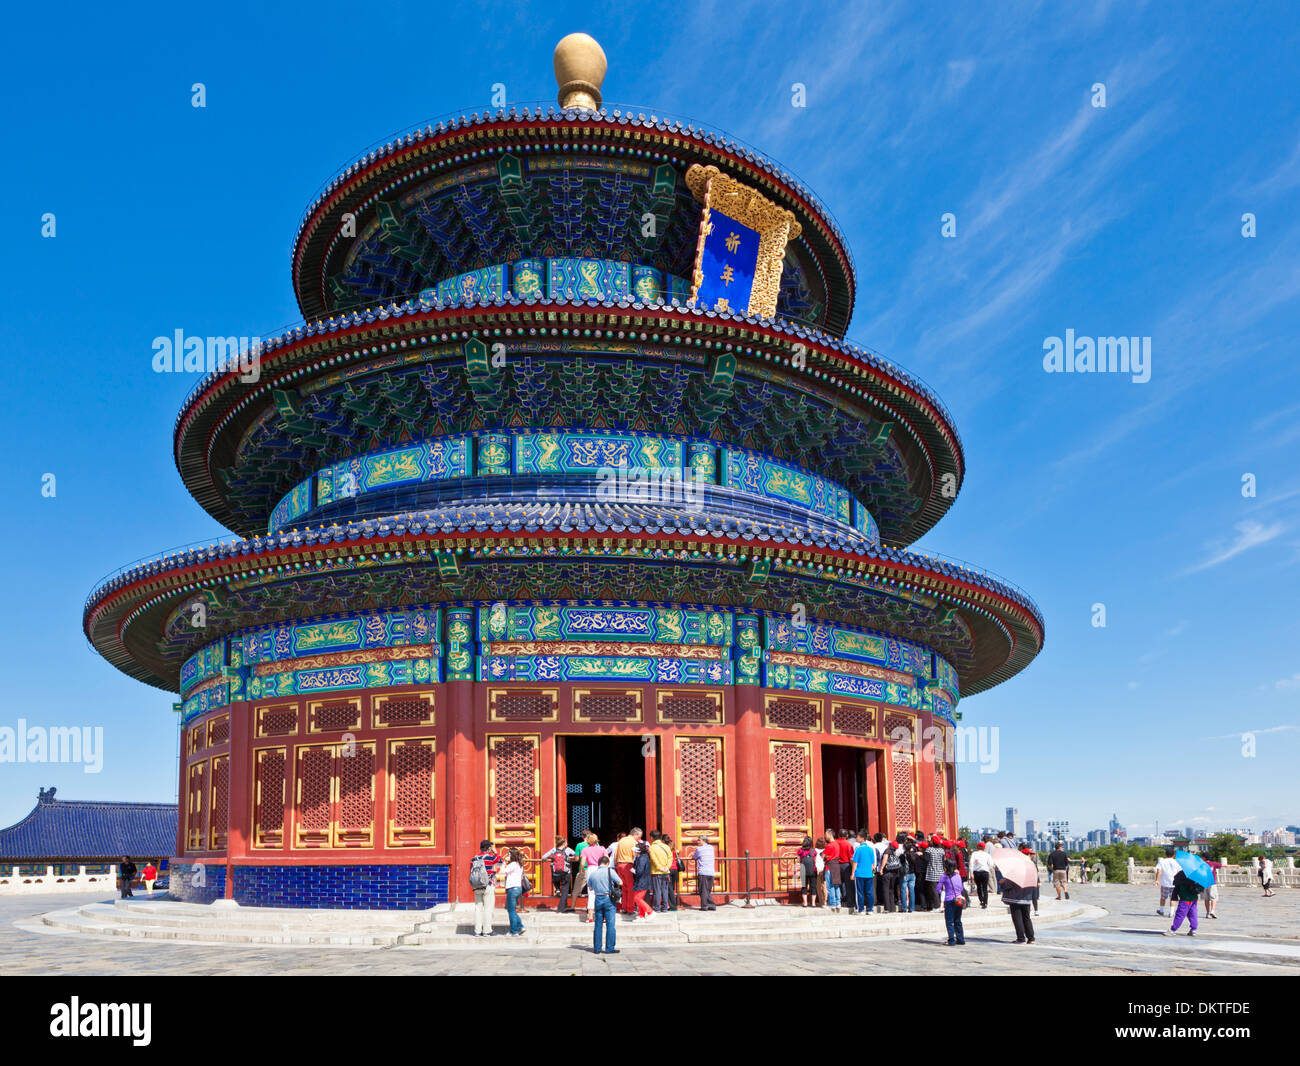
[963,804,1297,839]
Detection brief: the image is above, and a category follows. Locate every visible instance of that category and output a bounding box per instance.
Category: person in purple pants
[1165,870,1202,937]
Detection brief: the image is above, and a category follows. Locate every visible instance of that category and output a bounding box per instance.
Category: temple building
[83,35,1043,908]
[0,788,175,893]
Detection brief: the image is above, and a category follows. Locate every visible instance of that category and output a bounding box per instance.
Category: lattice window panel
[675,737,724,894]
[892,752,915,831]
[570,805,590,837]
[832,702,875,737]
[679,741,720,823]
[310,698,361,734]
[493,739,536,823]
[257,704,298,737]
[489,735,539,857]
[188,725,204,756]
[253,747,286,848]
[489,690,557,722]
[294,743,376,848]
[337,745,375,846]
[658,692,722,724]
[186,760,207,852]
[772,744,810,827]
[883,712,915,748]
[207,715,230,747]
[388,739,435,847]
[765,697,820,731]
[575,690,640,722]
[208,755,229,851]
[374,694,435,728]
[296,746,334,846]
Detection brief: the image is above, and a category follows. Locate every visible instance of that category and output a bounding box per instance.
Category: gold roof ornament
[553,33,607,110]
[685,164,800,320]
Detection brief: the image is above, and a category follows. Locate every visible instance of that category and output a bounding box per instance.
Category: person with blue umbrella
[1163,850,1211,937]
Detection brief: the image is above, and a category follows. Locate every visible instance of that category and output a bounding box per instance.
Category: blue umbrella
[1175,849,1214,889]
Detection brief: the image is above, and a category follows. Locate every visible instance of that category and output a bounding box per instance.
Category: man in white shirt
[1155,849,1181,915]
[970,844,994,908]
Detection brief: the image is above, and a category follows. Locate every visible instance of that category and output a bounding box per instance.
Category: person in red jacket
[141,862,158,895]
[837,830,857,913]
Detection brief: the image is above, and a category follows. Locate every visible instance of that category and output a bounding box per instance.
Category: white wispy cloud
[1181,519,1284,574]
[1204,724,1298,741]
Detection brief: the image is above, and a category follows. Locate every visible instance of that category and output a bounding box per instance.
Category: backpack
[469,854,489,889]
[884,849,901,872]
[551,849,569,876]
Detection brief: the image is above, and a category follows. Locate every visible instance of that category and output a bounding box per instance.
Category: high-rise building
[1026,819,1038,839]
[1006,807,1020,837]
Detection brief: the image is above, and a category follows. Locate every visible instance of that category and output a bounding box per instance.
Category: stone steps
[39,908,400,947]
[95,899,423,930]
[24,896,1095,949]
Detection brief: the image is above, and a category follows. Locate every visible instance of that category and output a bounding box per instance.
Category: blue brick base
[168,859,226,903]
[233,864,450,909]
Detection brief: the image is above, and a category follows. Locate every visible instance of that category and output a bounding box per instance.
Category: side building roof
[0,789,176,861]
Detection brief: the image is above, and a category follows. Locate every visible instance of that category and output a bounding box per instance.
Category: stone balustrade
[1124,856,1296,887]
[0,863,161,894]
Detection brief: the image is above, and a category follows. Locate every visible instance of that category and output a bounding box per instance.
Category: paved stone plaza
[6,883,1298,976]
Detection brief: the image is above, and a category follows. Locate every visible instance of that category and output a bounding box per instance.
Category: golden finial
[553,33,607,110]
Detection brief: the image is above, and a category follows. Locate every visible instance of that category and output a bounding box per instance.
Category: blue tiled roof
[87,499,1043,630]
[0,793,176,860]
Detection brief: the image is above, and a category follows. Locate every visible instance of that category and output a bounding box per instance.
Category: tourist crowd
[465,826,1079,952]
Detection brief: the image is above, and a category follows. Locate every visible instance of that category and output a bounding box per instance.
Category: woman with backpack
[541,836,575,913]
[500,848,528,936]
[797,835,818,907]
[878,841,902,912]
[896,834,916,913]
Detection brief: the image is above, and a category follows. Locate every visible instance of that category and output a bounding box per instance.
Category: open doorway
[821,744,884,834]
[561,736,649,842]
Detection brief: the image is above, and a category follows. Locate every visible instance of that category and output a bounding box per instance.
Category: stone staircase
[27,895,1097,950]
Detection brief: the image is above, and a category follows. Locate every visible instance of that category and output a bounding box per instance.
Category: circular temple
[84,35,1043,910]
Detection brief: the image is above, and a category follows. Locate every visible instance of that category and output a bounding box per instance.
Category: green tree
[1076,842,1165,883]
[1206,832,1245,863]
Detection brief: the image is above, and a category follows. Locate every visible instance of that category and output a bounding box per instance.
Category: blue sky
[1,1,1296,840]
